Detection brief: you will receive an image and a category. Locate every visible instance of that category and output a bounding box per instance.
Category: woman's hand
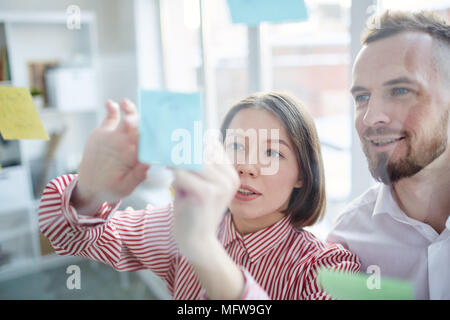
[171,141,239,260]
[171,141,244,299]
[72,99,150,215]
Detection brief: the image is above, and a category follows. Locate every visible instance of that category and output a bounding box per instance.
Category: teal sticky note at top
[318,268,414,300]
[226,0,308,26]
[138,90,204,170]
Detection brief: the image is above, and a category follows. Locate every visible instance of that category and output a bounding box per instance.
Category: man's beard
[362,112,448,185]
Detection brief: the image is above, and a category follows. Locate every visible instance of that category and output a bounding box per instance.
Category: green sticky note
[318,268,414,300]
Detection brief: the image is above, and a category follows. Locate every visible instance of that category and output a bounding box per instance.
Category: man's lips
[364,136,406,147]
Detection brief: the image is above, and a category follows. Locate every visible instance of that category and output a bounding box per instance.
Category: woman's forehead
[227,108,287,132]
[225,108,296,151]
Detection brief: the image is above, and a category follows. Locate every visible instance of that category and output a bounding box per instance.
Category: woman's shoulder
[290,227,360,268]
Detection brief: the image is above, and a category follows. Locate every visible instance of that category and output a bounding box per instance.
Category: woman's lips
[234,192,261,201]
[235,184,262,201]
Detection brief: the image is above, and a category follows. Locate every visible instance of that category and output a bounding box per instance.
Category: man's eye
[354,94,370,102]
[392,88,410,96]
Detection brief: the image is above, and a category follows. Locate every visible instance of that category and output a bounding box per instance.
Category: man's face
[352,32,449,184]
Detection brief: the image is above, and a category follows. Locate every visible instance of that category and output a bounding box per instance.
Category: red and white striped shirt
[38,174,360,299]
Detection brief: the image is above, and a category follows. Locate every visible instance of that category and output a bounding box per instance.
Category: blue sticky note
[226,0,308,26]
[138,90,204,170]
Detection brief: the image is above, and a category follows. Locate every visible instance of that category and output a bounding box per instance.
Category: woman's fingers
[100,100,121,129]
[202,141,239,189]
[120,99,138,115]
[172,164,238,207]
[172,169,208,202]
[169,141,239,198]
[118,99,139,135]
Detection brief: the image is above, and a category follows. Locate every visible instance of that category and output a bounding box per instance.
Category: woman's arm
[187,236,245,300]
[170,142,249,299]
[39,174,178,280]
[38,98,179,285]
[299,243,361,300]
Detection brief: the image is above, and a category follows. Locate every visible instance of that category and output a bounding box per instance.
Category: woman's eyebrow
[267,139,291,150]
[225,135,292,150]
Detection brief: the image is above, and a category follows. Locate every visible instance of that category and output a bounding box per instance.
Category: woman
[38,92,360,299]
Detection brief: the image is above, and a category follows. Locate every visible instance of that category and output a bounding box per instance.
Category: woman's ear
[294,179,303,188]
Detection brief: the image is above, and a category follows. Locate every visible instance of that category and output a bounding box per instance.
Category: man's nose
[362,96,391,127]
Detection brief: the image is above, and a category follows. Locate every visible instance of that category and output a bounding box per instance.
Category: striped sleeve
[238,268,270,300]
[38,174,178,285]
[299,244,361,300]
[199,267,270,300]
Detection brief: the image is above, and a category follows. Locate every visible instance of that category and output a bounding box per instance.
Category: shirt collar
[372,183,443,231]
[218,212,293,263]
[373,183,415,225]
[373,183,402,217]
[219,212,242,249]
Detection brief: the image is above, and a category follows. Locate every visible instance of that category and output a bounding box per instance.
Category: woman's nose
[236,163,259,178]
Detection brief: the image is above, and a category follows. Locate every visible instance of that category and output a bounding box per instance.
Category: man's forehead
[352,32,434,86]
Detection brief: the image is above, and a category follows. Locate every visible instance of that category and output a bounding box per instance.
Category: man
[327,10,450,299]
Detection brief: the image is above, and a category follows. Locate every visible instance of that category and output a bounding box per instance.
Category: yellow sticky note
[0,86,49,140]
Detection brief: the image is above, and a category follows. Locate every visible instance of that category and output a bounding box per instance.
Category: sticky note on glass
[138,89,204,170]
[226,0,308,26]
[0,86,49,140]
[318,268,414,300]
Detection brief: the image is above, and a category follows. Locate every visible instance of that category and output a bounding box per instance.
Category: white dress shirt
[327,183,450,299]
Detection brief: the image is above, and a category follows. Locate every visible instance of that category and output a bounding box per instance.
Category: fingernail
[177,189,187,198]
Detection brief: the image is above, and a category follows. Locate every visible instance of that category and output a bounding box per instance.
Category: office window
[202,0,249,122]
[380,0,450,13]
[159,0,249,126]
[268,1,352,232]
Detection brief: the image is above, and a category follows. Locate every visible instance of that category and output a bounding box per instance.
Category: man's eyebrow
[382,76,417,86]
[350,86,367,95]
[350,76,418,95]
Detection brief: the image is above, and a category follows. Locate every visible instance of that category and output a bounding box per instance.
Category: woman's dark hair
[220,91,326,228]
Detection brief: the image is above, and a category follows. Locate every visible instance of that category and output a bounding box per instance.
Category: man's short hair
[361,10,450,83]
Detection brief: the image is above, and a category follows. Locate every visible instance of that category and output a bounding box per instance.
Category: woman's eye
[267,149,282,158]
[227,142,244,151]
[391,88,410,96]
